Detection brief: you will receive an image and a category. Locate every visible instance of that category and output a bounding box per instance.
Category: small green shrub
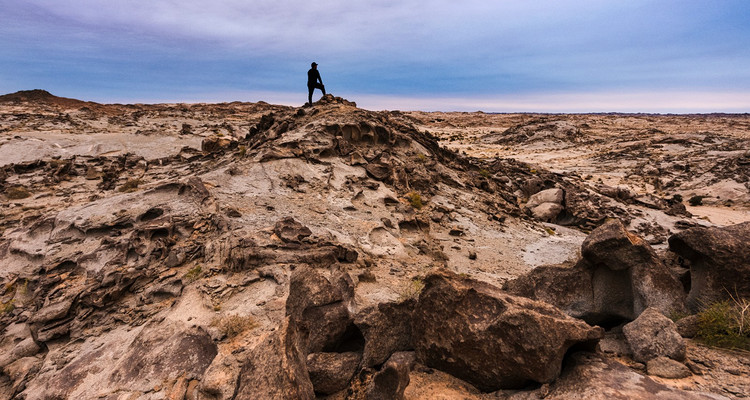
[696,296,750,350]
[183,265,203,283]
[479,169,490,178]
[407,192,423,209]
[416,153,427,163]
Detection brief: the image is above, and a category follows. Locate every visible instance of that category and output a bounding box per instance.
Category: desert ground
[1,90,748,399]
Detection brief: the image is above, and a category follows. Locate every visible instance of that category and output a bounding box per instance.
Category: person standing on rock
[307,62,326,105]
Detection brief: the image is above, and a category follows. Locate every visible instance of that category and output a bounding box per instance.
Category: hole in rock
[149,228,170,240]
[48,260,78,273]
[324,323,365,353]
[383,197,400,206]
[592,315,631,331]
[139,207,164,222]
[398,220,425,232]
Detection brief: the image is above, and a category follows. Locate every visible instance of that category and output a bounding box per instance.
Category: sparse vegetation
[696,294,750,350]
[1,299,14,314]
[238,145,247,157]
[416,153,427,163]
[183,265,203,283]
[669,310,690,322]
[398,278,425,301]
[407,191,423,209]
[212,314,257,338]
[118,179,142,193]
[5,185,31,200]
[479,169,490,178]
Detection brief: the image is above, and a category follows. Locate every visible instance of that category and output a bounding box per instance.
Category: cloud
[2,0,749,110]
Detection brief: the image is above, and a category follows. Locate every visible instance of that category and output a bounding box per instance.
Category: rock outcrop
[234,318,315,400]
[307,351,361,395]
[413,270,603,391]
[354,298,415,367]
[668,221,750,309]
[524,187,564,222]
[506,219,686,325]
[622,307,686,363]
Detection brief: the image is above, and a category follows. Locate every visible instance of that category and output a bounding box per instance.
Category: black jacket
[308,68,322,86]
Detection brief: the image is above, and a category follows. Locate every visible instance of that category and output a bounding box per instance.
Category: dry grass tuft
[212,314,257,338]
[398,278,425,301]
[407,192,423,209]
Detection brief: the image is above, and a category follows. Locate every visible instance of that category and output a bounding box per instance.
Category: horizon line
[3,88,749,114]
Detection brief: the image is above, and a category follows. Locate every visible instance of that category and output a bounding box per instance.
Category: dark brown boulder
[622,307,686,363]
[365,162,392,182]
[581,219,654,269]
[235,318,314,400]
[307,351,361,395]
[354,298,415,367]
[286,266,358,353]
[668,222,750,309]
[413,270,603,392]
[504,264,594,320]
[365,352,413,400]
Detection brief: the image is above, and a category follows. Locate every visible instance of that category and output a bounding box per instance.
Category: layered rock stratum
[1,90,749,399]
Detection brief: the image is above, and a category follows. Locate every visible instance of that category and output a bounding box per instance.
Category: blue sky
[1,0,749,112]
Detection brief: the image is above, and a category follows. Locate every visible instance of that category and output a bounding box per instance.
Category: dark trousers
[308,83,326,104]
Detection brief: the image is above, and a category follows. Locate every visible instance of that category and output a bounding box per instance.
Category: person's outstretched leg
[321,84,326,95]
[308,85,314,105]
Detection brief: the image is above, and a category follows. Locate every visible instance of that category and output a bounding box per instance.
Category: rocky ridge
[0,91,749,399]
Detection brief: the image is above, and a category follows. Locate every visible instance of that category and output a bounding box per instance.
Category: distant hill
[0,89,96,108]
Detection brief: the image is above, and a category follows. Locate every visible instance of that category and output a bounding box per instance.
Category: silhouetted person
[307,62,326,105]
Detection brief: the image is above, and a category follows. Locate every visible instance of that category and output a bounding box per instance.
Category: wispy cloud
[1,0,749,111]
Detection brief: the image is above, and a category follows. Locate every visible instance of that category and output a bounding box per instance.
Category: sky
[1,0,749,112]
